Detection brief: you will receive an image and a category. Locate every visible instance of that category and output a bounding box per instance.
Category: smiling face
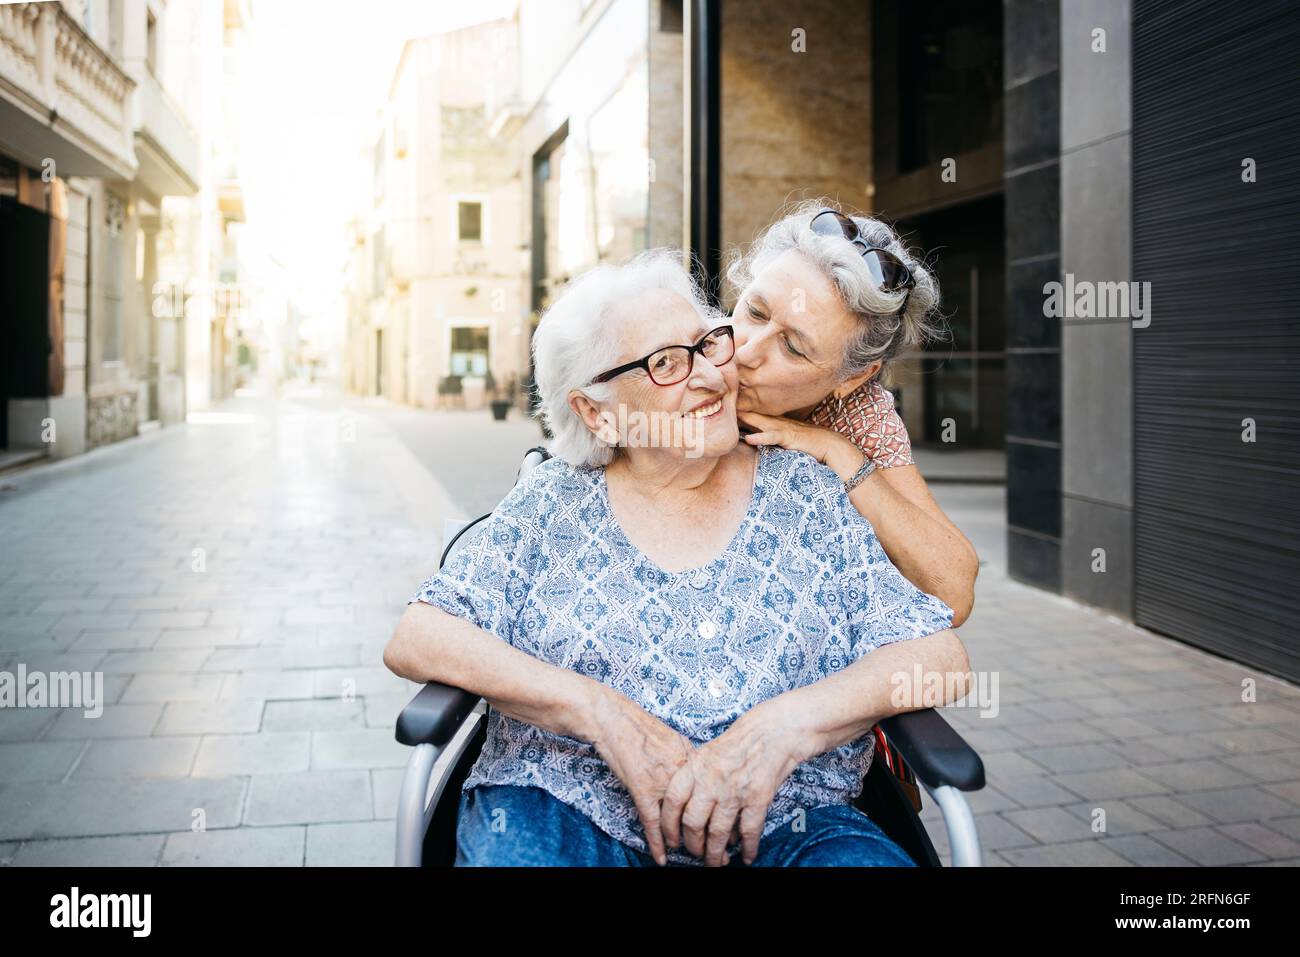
[574,287,739,461]
[731,249,878,418]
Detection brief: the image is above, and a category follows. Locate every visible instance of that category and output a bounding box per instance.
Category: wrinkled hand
[588,689,695,866]
[738,411,865,481]
[660,702,808,866]
[743,408,852,468]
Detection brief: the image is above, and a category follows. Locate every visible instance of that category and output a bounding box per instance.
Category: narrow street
[2,388,1300,866]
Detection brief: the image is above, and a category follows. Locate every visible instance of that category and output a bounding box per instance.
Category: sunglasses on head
[809,209,916,311]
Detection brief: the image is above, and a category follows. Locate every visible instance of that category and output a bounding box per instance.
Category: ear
[568,390,618,444]
[833,360,883,400]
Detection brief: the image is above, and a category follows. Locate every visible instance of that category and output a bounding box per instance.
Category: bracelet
[842,453,876,493]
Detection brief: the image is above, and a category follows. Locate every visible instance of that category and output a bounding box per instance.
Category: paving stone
[131,612,211,630]
[311,666,415,699]
[1058,799,1168,836]
[998,839,1135,867]
[0,777,245,840]
[371,768,406,821]
[99,649,212,674]
[1010,722,1113,748]
[1129,759,1255,793]
[980,750,1055,779]
[4,651,106,673]
[1262,779,1300,808]
[70,630,161,651]
[1262,816,1300,841]
[1214,822,1300,860]
[1099,834,1197,866]
[305,820,394,866]
[11,834,165,866]
[1126,795,1216,829]
[46,703,163,739]
[0,740,85,782]
[1139,709,1245,735]
[1173,786,1300,825]
[192,732,311,777]
[1021,743,1133,774]
[218,670,315,700]
[244,770,372,826]
[72,736,200,778]
[996,774,1080,808]
[364,692,412,730]
[0,709,58,742]
[120,673,224,704]
[310,729,409,770]
[155,700,264,736]
[262,698,368,732]
[202,646,360,672]
[1133,733,1232,761]
[154,628,255,649]
[1206,727,1300,755]
[1002,807,1095,845]
[161,826,305,866]
[1147,827,1265,866]
[1053,768,1170,802]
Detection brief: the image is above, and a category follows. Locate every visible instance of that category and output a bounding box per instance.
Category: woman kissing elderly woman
[383,248,972,867]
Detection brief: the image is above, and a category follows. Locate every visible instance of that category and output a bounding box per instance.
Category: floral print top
[409,444,952,864]
[807,379,914,468]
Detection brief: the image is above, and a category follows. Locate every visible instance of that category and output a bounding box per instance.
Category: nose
[687,349,730,391]
[733,328,761,369]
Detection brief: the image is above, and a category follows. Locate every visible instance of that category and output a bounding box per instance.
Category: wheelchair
[393,448,987,866]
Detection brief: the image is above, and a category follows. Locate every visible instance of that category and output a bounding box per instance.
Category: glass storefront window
[530,0,650,311]
[449,326,489,377]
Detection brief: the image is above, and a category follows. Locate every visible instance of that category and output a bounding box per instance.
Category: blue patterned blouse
[409,444,954,864]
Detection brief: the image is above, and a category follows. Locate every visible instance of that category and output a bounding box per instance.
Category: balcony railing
[0,2,135,177]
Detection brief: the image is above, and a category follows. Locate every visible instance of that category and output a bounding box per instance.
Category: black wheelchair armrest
[878,708,985,792]
[395,681,482,747]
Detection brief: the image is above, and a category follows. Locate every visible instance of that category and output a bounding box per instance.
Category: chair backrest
[439,447,551,571]
[439,515,489,570]
[423,447,552,865]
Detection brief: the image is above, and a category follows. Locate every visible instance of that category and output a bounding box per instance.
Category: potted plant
[438,374,463,409]
[487,370,512,421]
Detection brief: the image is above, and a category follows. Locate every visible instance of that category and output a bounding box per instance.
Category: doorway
[0,195,52,449]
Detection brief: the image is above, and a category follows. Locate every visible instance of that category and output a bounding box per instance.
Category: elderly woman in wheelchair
[384,249,973,867]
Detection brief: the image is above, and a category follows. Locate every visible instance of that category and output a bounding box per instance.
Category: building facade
[346,0,685,412]
[0,0,238,463]
[683,0,1300,681]
[346,18,527,411]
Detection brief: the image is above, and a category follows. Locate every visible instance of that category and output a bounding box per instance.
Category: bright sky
[234,0,518,349]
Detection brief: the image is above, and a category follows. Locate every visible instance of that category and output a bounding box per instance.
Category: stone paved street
[2,385,1300,866]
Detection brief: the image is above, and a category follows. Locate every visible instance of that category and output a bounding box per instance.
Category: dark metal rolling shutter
[1132,0,1300,681]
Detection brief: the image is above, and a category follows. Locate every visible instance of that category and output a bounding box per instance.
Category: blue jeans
[454,784,917,867]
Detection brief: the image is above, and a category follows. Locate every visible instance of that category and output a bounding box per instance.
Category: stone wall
[718,0,872,304]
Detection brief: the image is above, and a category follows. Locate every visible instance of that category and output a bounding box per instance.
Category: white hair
[531,248,719,468]
[724,199,943,383]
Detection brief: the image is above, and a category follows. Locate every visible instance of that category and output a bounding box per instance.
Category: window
[449,326,489,377]
[660,0,683,33]
[457,201,482,243]
[885,1,1002,174]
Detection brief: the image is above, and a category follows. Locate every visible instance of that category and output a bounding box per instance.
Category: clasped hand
[591,690,808,867]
